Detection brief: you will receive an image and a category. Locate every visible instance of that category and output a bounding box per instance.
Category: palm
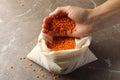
[42,6,92,38]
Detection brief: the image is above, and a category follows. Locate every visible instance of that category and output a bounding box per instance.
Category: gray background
[0,0,120,80]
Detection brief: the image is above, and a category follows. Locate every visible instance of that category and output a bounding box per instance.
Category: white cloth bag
[27,32,97,74]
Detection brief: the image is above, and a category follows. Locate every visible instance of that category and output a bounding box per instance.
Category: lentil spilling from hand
[47,37,75,51]
[46,14,75,35]
[46,15,76,51]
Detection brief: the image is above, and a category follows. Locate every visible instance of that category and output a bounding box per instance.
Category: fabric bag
[27,32,97,74]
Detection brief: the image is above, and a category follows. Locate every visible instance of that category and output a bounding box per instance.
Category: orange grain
[46,15,76,51]
[47,37,75,51]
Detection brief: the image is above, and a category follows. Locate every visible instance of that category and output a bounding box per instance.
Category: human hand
[42,6,94,38]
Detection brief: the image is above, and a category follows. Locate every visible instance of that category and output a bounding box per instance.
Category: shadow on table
[62,37,120,80]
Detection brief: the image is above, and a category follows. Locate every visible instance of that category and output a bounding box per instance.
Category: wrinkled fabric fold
[27,32,97,74]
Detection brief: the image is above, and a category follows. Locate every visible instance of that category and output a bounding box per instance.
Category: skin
[42,0,120,38]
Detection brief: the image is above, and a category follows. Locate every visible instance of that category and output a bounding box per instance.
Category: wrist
[86,8,107,32]
[87,0,120,30]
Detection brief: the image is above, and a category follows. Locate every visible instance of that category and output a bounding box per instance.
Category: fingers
[72,29,90,38]
[49,7,68,17]
[42,7,65,33]
[49,8,62,16]
[49,6,72,18]
[42,16,54,34]
[42,6,68,33]
[43,16,53,24]
[42,33,53,43]
[42,16,53,28]
[42,6,71,36]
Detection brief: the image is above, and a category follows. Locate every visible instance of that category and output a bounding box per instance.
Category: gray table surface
[0,0,120,80]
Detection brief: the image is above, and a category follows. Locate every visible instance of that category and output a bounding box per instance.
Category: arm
[89,0,120,31]
[42,0,120,38]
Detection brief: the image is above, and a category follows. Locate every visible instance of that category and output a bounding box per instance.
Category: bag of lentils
[27,15,97,74]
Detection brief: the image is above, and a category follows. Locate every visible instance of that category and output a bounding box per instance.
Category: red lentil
[32,68,36,72]
[10,66,14,69]
[23,66,27,69]
[23,57,26,59]
[29,63,33,66]
[20,3,25,7]
[19,57,23,60]
[46,15,76,51]
[47,37,75,51]
[35,75,40,78]
[46,15,75,35]
[41,74,47,79]
[38,68,43,72]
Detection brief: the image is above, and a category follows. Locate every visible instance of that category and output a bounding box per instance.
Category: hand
[42,6,94,38]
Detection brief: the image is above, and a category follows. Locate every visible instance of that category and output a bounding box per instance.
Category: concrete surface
[0,0,120,80]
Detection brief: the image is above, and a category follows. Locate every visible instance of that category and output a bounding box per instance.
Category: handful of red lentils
[45,14,76,51]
